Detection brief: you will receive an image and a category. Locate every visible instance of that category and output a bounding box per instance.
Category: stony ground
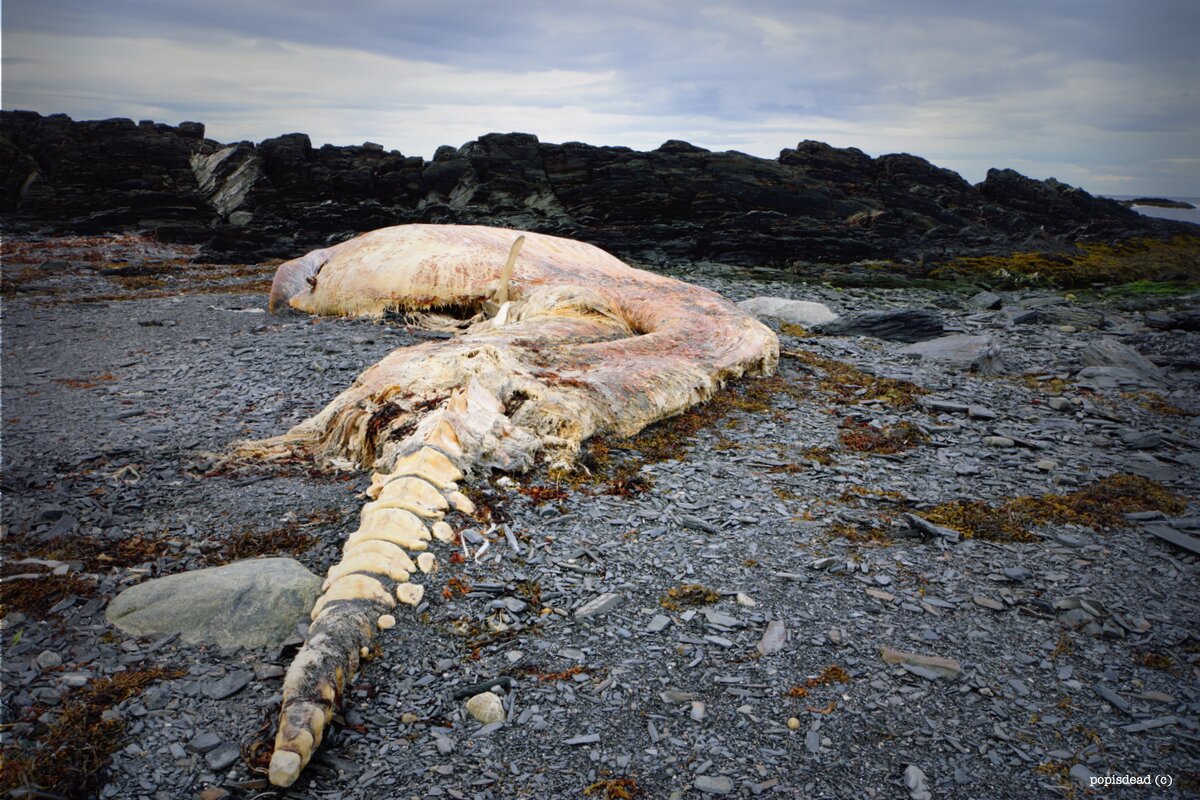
[3,237,1199,800]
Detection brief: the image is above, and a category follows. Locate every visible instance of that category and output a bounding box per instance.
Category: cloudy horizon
[3,0,1198,196]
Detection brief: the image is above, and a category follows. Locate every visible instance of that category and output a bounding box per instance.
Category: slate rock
[1075,366,1159,390]
[1012,305,1104,329]
[188,731,222,754]
[204,669,253,700]
[1144,309,1200,331]
[880,646,963,679]
[899,334,1004,375]
[1119,429,1161,449]
[1068,764,1096,788]
[204,742,240,772]
[36,650,63,670]
[1080,338,1165,385]
[106,558,322,649]
[574,592,625,619]
[737,296,839,327]
[969,290,1003,310]
[904,764,932,800]
[904,513,961,542]
[694,775,734,795]
[814,309,944,343]
[756,620,787,656]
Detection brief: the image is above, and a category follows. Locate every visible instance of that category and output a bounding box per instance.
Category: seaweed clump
[0,668,184,799]
[204,509,342,564]
[785,350,928,410]
[549,374,807,494]
[625,374,807,462]
[786,664,851,698]
[584,776,642,799]
[660,584,721,611]
[826,522,893,547]
[0,573,97,619]
[838,418,929,454]
[920,474,1186,542]
[0,532,179,617]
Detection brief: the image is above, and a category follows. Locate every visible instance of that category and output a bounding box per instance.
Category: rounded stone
[465,691,505,724]
[36,650,63,670]
[105,558,322,650]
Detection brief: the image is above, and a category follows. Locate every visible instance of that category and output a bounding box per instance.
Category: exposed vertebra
[245,224,777,786]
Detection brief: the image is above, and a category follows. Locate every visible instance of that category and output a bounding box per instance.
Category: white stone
[465,691,505,724]
[737,296,839,327]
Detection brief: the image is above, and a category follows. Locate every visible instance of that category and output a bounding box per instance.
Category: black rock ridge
[0,110,1188,267]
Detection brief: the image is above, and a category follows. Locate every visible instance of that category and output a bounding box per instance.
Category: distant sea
[1104,195,1200,226]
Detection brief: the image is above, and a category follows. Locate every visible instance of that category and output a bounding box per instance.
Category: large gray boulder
[899,334,1004,374]
[106,558,322,649]
[736,296,838,327]
[1079,338,1165,386]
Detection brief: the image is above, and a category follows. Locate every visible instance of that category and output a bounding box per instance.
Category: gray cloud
[3,0,1198,195]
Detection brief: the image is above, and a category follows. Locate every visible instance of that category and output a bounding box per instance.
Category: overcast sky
[3,1,1197,195]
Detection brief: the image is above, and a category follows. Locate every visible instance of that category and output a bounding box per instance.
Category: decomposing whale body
[246,224,778,786]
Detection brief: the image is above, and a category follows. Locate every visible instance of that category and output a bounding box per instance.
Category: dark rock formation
[0,110,1190,268]
[1120,198,1196,210]
[813,309,945,342]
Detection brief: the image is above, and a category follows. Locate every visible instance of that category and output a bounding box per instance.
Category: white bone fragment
[427,419,463,458]
[369,476,448,517]
[310,574,395,620]
[395,583,425,606]
[269,751,302,788]
[369,447,463,497]
[447,490,475,515]
[349,508,432,551]
[474,539,491,562]
[447,389,469,415]
[431,520,455,543]
[323,553,411,589]
[341,540,418,572]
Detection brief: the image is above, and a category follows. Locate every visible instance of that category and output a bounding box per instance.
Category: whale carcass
[244,224,778,786]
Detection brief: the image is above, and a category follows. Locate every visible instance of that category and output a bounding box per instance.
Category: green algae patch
[919,474,1186,542]
[934,236,1200,288]
[1103,279,1199,297]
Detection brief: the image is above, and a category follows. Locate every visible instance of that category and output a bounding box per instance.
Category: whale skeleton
[239,224,778,787]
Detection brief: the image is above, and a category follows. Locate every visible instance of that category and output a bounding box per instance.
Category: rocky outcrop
[0,112,211,237]
[0,110,1189,268]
